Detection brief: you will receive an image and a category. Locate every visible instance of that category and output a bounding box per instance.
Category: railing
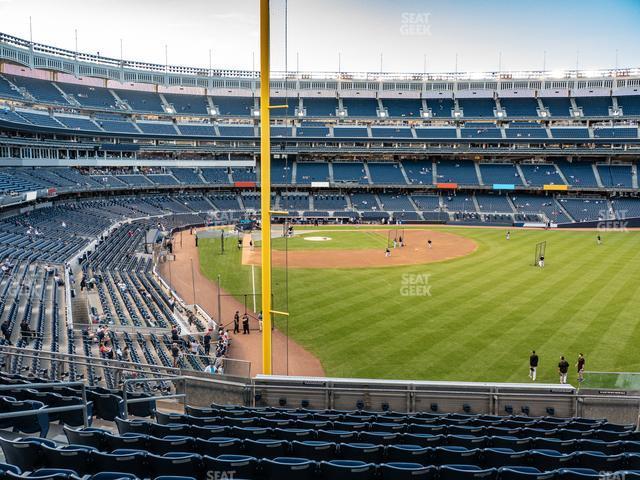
[122,375,187,419]
[1,31,639,83]
[0,381,90,427]
[64,264,73,329]
[0,342,251,380]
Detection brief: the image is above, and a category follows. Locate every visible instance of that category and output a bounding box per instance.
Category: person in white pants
[558,356,569,384]
[529,350,539,381]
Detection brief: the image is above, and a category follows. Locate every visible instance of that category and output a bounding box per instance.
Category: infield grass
[199,226,640,385]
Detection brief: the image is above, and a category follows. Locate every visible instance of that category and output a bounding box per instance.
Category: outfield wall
[248,376,640,424]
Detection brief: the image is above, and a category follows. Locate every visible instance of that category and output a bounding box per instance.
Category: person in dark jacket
[529,350,539,381]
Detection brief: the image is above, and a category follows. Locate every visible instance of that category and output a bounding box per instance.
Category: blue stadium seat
[273,427,315,441]
[434,446,479,465]
[291,440,338,461]
[439,464,496,479]
[195,436,242,456]
[41,444,95,474]
[497,466,554,479]
[317,429,357,442]
[0,436,55,471]
[63,427,106,449]
[150,423,191,437]
[115,417,151,435]
[379,463,437,479]
[339,442,383,463]
[320,459,376,480]
[147,452,203,479]
[482,447,527,467]
[244,438,288,458]
[402,433,445,447]
[0,463,21,476]
[202,454,258,479]
[261,457,317,480]
[147,435,194,454]
[359,431,399,445]
[6,468,81,479]
[89,473,137,480]
[528,449,573,470]
[385,444,432,464]
[572,451,624,471]
[90,450,147,478]
[154,477,197,480]
[103,432,148,451]
[533,438,577,453]
[554,468,603,479]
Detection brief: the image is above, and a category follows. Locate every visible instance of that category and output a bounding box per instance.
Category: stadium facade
[0,31,638,228]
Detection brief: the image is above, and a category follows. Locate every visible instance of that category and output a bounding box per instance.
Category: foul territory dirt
[158,230,325,377]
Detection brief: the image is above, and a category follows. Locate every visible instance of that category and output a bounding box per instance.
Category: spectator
[171,342,181,368]
[203,330,212,355]
[171,327,180,343]
[20,320,33,343]
[1,320,10,342]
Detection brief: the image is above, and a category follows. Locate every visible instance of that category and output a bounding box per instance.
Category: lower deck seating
[1,399,638,479]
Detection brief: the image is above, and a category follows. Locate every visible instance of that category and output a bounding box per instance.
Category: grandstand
[0,15,639,479]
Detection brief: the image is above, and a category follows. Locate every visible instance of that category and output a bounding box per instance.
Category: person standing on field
[558,356,570,384]
[529,350,539,381]
[576,353,586,383]
[242,313,250,334]
[233,311,240,334]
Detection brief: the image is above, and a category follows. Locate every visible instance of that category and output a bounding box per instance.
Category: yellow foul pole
[259,0,272,375]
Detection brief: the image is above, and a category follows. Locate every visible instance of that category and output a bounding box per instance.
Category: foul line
[251,264,257,312]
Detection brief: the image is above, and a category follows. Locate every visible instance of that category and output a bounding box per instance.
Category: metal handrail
[122,375,188,419]
[0,344,248,375]
[0,381,89,427]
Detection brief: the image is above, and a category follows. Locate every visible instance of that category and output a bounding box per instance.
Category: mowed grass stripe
[199,227,640,382]
[487,239,631,383]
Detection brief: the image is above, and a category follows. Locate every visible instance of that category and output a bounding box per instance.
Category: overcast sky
[1,0,639,74]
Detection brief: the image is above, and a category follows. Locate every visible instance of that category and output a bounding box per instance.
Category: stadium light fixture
[378,110,387,118]
[453,110,462,118]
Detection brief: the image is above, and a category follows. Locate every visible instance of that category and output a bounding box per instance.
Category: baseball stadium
[0,0,639,478]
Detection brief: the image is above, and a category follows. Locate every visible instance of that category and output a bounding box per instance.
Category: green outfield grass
[199,227,640,384]
[267,229,389,251]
